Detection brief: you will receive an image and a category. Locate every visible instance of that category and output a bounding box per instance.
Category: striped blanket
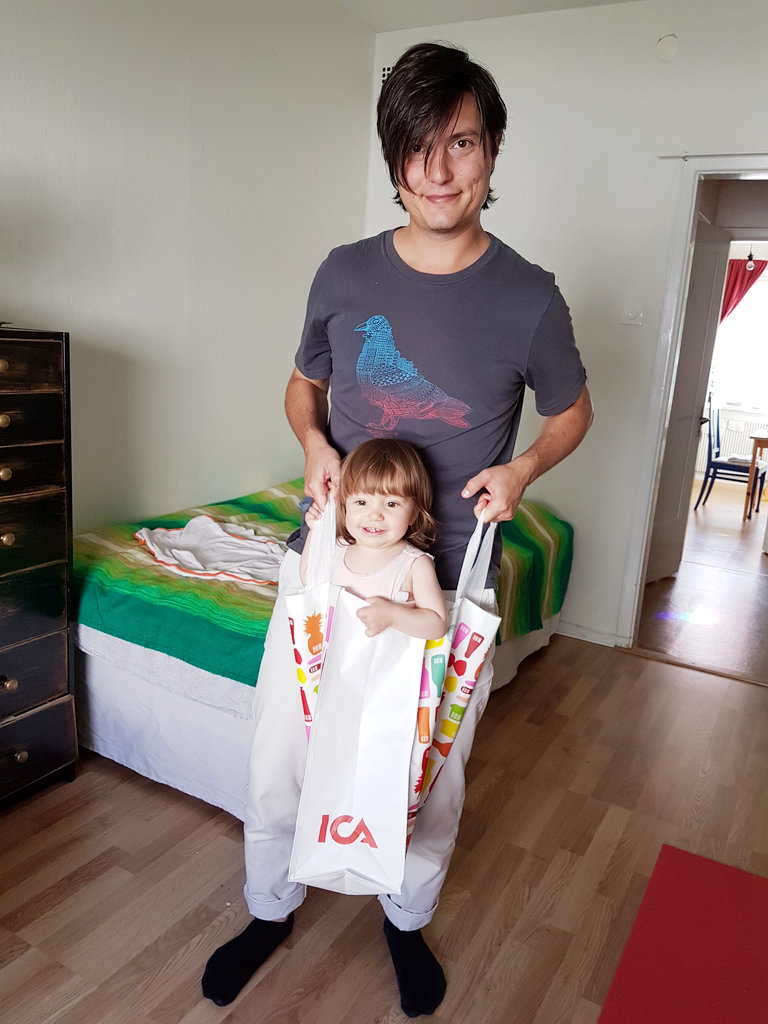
[72,479,573,686]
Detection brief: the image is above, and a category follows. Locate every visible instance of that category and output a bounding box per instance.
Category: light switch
[621,308,644,326]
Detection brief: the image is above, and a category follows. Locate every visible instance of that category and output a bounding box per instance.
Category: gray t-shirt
[290,229,586,589]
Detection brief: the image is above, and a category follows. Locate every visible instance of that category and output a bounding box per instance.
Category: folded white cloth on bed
[135,515,286,583]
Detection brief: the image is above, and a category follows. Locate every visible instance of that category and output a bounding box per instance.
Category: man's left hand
[462,457,535,522]
[461,385,594,522]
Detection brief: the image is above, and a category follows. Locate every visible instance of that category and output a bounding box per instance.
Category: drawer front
[0,443,65,498]
[0,393,64,445]
[0,340,63,391]
[0,563,67,646]
[0,633,69,719]
[0,696,76,799]
[0,492,68,574]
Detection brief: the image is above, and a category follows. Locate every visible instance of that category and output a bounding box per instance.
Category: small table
[742,434,768,520]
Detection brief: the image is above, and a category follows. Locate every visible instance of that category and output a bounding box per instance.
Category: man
[202,41,592,1018]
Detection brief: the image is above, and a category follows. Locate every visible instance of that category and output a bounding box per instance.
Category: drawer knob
[13,750,29,765]
[0,467,11,482]
[1,532,15,547]
[0,359,9,373]
[0,414,10,429]
[1,678,19,692]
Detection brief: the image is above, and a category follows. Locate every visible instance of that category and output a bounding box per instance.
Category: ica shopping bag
[288,509,426,896]
[283,502,341,740]
[407,514,501,836]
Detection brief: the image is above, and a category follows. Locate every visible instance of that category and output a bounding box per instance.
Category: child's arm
[357,555,447,640]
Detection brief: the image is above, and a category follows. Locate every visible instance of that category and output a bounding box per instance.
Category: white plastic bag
[287,502,426,895]
[289,588,425,895]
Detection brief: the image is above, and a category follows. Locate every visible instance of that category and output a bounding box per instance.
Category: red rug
[598,844,768,1023]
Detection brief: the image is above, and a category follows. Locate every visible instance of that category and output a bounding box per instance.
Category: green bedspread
[72,479,573,686]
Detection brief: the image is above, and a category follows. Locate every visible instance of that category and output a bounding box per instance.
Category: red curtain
[720,258,768,321]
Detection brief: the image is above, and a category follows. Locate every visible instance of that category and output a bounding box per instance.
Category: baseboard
[555,620,620,648]
[624,645,768,688]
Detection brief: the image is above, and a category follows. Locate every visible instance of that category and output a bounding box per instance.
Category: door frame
[644,220,731,584]
[615,154,768,647]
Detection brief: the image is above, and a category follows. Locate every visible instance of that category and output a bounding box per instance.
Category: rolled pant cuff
[378,893,437,932]
[244,883,306,921]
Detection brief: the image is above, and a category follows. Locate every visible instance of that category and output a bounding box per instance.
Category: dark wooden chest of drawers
[0,329,75,800]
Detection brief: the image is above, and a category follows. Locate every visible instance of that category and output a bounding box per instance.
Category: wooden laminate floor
[2,635,768,1023]
[638,477,768,685]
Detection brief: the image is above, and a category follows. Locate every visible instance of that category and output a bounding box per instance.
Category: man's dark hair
[377,42,507,211]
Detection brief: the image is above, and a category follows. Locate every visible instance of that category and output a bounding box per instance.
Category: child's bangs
[345,453,413,499]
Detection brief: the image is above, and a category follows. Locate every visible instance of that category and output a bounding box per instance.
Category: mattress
[73,479,573,681]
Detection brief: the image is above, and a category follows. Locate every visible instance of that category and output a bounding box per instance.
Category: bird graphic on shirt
[354,315,471,433]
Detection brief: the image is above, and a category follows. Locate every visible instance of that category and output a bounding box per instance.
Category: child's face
[344,491,416,550]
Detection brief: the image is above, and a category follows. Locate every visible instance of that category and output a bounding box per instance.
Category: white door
[645,221,731,582]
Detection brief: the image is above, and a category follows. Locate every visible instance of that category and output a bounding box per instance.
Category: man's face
[398,94,497,238]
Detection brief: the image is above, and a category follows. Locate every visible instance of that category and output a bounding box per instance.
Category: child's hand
[304,501,323,529]
[357,596,396,637]
[304,487,337,529]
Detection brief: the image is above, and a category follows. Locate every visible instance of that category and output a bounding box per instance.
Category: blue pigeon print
[354,315,471,434]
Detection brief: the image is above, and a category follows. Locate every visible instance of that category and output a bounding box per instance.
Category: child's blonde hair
[337,439,437,551]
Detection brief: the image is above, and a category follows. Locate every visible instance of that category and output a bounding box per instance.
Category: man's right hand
[303,438,341,508]
[285,367,340,508]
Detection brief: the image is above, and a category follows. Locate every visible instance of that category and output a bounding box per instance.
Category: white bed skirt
[74,617,559,821]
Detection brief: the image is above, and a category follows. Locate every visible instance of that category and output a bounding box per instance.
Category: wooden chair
[693,394,767,514]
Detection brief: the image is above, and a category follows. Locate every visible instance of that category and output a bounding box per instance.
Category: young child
[203,439,450,1016]
[301,438,447,640]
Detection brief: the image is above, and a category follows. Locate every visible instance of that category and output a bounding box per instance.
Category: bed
[72,479,573,820]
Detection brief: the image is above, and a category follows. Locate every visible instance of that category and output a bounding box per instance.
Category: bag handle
[303,498,337,587]
[454,512,497,605]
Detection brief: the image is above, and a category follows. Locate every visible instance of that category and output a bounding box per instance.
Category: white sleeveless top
[330,541,428,602]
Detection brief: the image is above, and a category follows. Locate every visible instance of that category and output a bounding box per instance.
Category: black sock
[383,917,447,1018]
[201,913,294,1006]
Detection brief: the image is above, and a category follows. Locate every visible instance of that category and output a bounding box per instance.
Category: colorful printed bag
[406,514,501,839]
[283,503,341,740]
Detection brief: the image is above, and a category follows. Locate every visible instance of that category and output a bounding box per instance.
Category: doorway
[637,477,768,682]
[633,176,768,684]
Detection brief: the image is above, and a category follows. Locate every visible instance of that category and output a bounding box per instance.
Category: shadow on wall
[69,335,141,534]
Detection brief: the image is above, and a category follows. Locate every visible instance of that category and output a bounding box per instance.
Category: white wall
[717,182,768,239]
[367,0,768,645]
[1,0,374,531]
[7,0,768,647]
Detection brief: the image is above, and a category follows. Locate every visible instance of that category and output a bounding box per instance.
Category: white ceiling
[335,0,636,34]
